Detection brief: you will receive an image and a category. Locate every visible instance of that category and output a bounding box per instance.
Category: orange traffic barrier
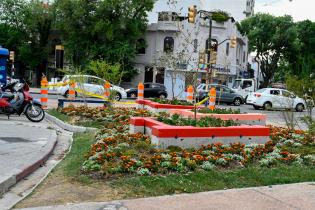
[187,85,194,103]
[209,87,216,111]
[138,82,144,100]
[40,76,48,108]
[69,81,76,100]
[104,81,111,101]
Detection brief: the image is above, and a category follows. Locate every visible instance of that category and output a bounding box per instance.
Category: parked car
[57,75,127,101]
[126,83,168,99]
[197,84,244,106]
[246,88,306,112]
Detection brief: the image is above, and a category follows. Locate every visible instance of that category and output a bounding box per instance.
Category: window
[144,83,151,88]
[164,37,174,53]
[193,39,198,53]
[88,77,101,85]
[270,90,280,95]
[226,42,230,56]
[242,80,252,89]
[282,90,295,98]
[136,38,146,54]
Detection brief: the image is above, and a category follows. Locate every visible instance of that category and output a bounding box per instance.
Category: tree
[285,20,315,78]
[54,0,154,79]
[86,59,122,85]
[239,14,297,87]
[0,0,55,85]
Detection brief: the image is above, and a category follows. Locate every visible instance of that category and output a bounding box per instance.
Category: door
[242,80,254,97]
[269,89,282,108]
[221,86,233,103]
[86,77,104,95]
[281,90,294,109]
[143,83,153,98]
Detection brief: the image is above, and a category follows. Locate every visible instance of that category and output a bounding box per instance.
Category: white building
[132,12,249,99]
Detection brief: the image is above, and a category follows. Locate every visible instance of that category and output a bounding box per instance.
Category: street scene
[0,0,314,210]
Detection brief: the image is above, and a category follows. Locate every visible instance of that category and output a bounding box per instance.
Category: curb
[45,113,98,133]
[0,130,58,197]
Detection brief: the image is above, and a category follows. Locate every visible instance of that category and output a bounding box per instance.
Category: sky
[255,0,315,22]
[149,0,315,23]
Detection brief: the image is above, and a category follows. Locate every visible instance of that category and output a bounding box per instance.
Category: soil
[15,172,128,209]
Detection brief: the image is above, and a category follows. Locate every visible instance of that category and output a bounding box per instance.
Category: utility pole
[206,17,212,92]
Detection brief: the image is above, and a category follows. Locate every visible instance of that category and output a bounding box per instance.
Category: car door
[269,89,282,108]
[143,83,152,98]
[281,90,294,109]
[85,77,103,95]
[216,86,227,103]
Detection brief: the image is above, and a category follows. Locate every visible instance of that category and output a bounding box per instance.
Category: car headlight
[125,89,130,92]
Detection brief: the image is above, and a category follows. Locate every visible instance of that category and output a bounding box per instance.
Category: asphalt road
[30,93,313,130]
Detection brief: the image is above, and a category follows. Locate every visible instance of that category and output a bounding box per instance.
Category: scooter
[0,80,45,122]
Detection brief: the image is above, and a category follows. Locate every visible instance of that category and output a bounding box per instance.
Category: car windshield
[232,80,241,89]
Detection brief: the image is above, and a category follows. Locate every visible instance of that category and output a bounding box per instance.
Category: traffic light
[188,5,197,23]
[230,36,237,48]
[9,51,15,61]
[199,50,206,64]
[210,50,217,64]
[55,45,64,69]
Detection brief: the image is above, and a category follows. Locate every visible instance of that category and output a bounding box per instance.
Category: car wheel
[114,93,122,101]
[263,102,272,110]
[159,94,167,99]
[233,98,242,106]
[253,105,260,110]
[130,93,137,98]
[295,103,304,112]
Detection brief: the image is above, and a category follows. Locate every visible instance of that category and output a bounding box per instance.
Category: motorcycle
[0,80,45,122]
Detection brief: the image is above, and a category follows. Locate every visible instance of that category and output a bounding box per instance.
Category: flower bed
[169,109,266,125]
[198,108,241,114]
[136,99,200,113]
[83,119,315,177]
[150,98,193,106]
[130,116,270,148]
[53,107,315,179]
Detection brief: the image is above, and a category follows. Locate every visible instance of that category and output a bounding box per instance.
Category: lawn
[17,106,315,208]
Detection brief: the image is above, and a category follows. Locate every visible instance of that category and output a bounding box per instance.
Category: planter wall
[130,117,270,149]
[136,99,197,113]
[169,109,266,125]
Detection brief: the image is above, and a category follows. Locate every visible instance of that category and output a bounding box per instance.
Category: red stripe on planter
[130,117,145,126]
[144,118,166,127]
[151,125,270,138]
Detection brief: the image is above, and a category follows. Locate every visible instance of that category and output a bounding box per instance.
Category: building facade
[132,11,249,99]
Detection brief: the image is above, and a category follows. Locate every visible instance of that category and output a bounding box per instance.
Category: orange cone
[138,83,144,100]
[209,87,216,111]
[40,76,48,109]
[187,85,194,103]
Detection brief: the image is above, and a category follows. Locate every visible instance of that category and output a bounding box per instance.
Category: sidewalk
[0,116,57,196]
[15,182,315,210]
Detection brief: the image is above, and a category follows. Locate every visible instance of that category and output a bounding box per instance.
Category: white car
[246,88,306,112]
[57,75,127,101]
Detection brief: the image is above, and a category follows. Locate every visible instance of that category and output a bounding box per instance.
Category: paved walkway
[0,116,57,196]
[15,182,315,210]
